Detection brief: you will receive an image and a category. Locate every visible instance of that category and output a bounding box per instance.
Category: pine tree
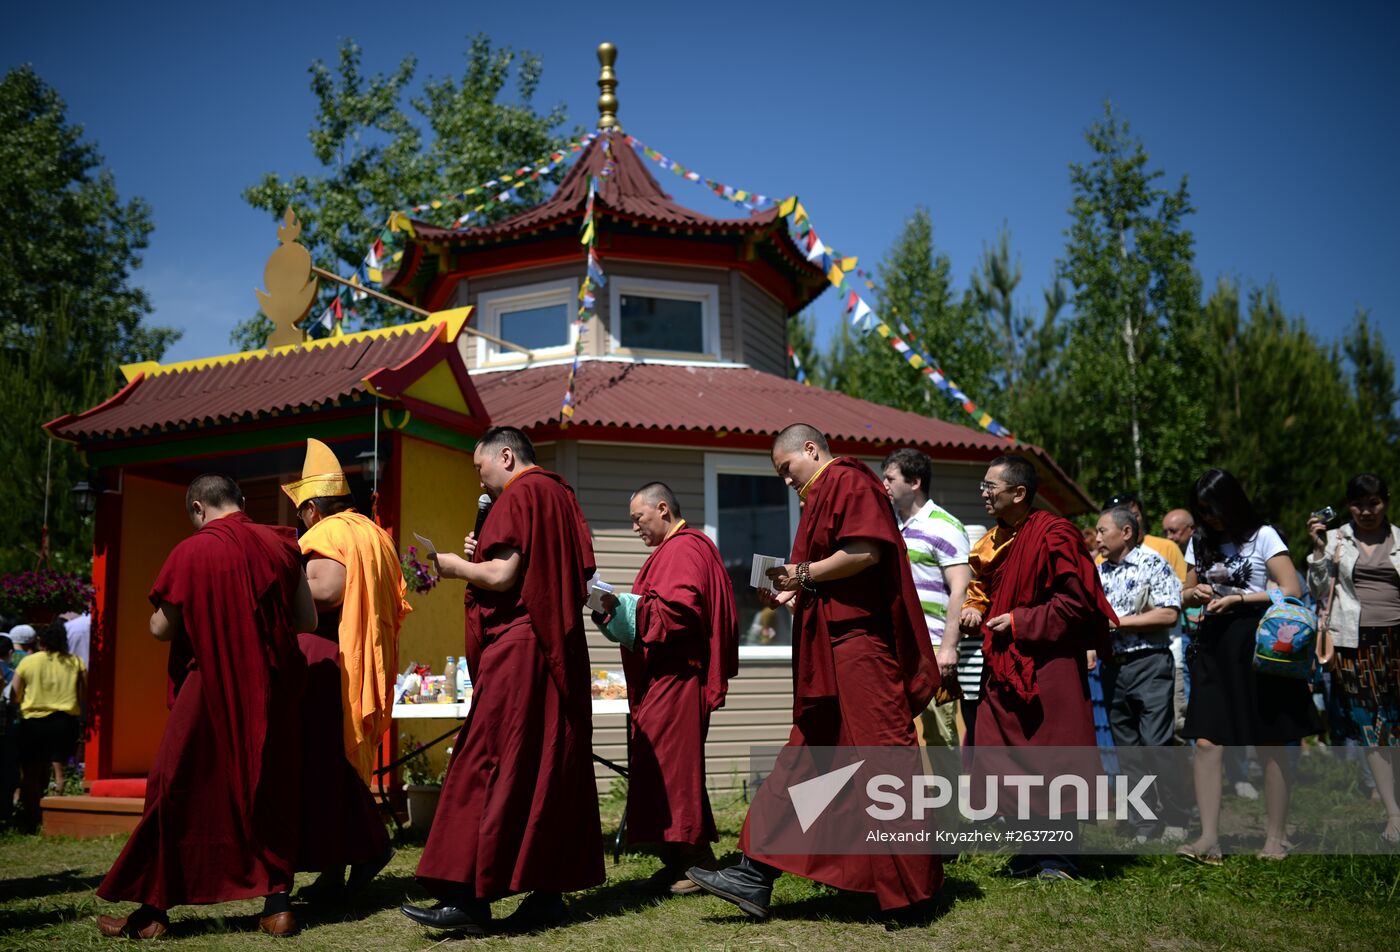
[826,208,1000,424]
[1053,104,1208,516]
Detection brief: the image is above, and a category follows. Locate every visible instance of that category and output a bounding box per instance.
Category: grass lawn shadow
[0,868,104,901]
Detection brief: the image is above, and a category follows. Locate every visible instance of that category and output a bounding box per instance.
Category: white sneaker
[1234,781,1260,800]
[1161,826,1189,844]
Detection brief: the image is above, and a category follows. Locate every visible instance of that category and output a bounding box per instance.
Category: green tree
[1197,279,1370,553]
[0,66,177,572]
[827,208,1000,424]
[1342,310,1400,476]
[236,35,577,348]
[970,225,1029,395]
[786,311,826,387]
[1051,104,1208,516]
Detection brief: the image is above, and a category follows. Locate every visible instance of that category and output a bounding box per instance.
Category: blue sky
[5,1,1396,373]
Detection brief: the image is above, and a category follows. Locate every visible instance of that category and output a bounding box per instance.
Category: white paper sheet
[750,554,787,591]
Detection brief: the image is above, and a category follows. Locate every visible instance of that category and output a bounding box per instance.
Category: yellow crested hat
[281,438,351,508]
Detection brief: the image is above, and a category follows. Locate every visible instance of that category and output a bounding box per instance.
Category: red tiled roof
[472,360,1095,512]
[48,324,448,441]
[406,132,781,243]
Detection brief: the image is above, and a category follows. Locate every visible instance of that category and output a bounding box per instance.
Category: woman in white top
[1306,473,1400,842]
[1176,469,1318,864]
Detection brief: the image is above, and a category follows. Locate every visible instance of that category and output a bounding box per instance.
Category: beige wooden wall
[449,261,790,373]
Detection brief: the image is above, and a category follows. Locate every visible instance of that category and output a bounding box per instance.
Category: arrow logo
[788,760,865,833]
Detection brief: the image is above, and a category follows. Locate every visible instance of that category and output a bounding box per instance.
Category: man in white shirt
[882,448,970,747]
[1096,505,1189,842]
[62,613,90,669]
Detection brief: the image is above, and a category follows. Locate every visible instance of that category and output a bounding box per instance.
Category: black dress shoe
[296,873,346,906]
[498,891,567,933]
[686,857,776,920]
[345,847,394,896]
[399,900,490,935]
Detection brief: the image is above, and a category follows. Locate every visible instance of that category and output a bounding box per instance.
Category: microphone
[473,493,492,538]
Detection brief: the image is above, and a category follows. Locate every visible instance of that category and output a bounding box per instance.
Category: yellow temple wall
[110,474,190,775]
[393,434,478,776]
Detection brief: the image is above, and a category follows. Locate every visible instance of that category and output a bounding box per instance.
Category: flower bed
[0,569,94,622]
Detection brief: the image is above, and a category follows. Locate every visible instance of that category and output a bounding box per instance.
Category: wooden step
[40,794,145,839]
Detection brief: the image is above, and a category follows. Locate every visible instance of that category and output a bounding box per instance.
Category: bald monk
[403,426,603,935]
[96,475,316,939]
[282,439,408,902]
[592,482,737,894]
[959,454,1116,878]
[687,424,942,918]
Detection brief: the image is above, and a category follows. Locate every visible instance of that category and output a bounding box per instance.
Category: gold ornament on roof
[597,43,619,131]
[256,208,318,348]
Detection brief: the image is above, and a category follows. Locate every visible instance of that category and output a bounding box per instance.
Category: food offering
[590,669,627,700]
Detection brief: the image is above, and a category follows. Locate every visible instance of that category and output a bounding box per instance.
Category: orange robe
[299,510,410,782]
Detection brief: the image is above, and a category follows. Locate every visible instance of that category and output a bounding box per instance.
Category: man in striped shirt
[882,449,970,747]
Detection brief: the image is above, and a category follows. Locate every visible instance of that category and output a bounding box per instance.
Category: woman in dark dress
[1178,469,1318,862]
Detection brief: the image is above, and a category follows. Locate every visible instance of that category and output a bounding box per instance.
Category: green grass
[2,792,1397,951]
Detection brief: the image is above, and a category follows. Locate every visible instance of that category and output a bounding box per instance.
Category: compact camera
[1312,506,1338,525]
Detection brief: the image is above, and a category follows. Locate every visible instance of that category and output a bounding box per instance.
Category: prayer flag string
[610,135,1012,439]
[560,169,607,424]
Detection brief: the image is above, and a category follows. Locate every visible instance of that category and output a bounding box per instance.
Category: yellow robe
[301,511,410,782]
[964,519,1022,617]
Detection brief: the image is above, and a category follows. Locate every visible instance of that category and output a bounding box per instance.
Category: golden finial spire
[597,43,619,131]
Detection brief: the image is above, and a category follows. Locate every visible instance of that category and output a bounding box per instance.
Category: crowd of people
[6,421,1392,937]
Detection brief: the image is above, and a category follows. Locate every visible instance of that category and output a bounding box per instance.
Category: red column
[84,475,123,781]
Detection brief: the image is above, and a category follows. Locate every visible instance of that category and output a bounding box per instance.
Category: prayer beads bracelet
[796,561,817,591]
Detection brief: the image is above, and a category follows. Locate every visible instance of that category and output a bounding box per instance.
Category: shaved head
[186,473,243,515]
[772,423,829,457]
[631,481,682,518]
[478,425,536,465]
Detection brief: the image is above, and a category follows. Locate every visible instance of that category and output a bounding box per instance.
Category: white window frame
[474,278,579,366]
[703,452,800,661]
[608,276,720,358]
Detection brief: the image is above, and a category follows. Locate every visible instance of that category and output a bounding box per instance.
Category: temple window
[475,279,578,363]
[702,452,799,660]
[608,276,719,357]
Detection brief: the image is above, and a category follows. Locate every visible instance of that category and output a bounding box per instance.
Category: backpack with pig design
[1253,587,1318,680]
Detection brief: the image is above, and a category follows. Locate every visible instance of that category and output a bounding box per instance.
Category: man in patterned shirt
[883,449,970,747]
[1095,505,1190,842]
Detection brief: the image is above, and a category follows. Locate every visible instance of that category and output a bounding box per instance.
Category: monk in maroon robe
[403,426,603,935]
[593,481,737,894]
[96,475,316,939]
[959,454,1116,878]
[688,424,942,918]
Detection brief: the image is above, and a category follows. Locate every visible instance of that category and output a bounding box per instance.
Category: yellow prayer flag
[777,196,798,217]
[840,256,858,271]
[827,263,845,286]
[387,211,417,238]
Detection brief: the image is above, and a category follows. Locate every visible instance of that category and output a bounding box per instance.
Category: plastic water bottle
[457,661,469,702]
[443,656,456,701]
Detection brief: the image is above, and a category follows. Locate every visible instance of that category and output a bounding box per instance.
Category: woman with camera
[1307,473,1400,842]
[1177,469,1319,863]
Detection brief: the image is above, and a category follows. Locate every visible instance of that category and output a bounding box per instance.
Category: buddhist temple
[43,43,1094,832]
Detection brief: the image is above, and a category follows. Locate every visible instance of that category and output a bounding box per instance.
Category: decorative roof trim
[118,308,473,382]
